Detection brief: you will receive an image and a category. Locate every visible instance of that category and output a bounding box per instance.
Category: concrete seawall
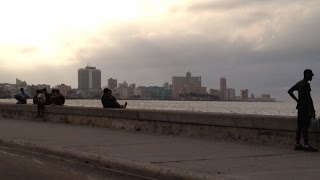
[0,103,320,147]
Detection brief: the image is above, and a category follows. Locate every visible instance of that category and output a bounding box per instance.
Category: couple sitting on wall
[101,88,127,108]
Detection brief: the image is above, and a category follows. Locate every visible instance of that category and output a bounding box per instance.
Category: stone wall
[1,103,320,147]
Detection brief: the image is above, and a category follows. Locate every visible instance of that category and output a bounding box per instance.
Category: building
[227,88,236,100]
[118,81,129,99]
[37,84,51,91]
[108,78,117,90]
[241,89,249,101]
[220,77,227,100]
[128,84,136,99]
[55,84,72,96]
[78,66,101,90]
[250,93,255,101]
[118,81,128,89]
[16,78,28,94]
[200,87,208,94]
[210,89,220,97]
[137,86,172,100]
[172,72,202,98]
[261,94,271,100]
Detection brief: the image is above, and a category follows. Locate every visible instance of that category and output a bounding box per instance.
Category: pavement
[0,118,319,180]
[0,146,146,180]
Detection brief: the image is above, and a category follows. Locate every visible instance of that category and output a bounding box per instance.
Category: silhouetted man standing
[288,69,317,152]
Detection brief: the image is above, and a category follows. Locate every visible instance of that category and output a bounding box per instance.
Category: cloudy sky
[0,0,319,101]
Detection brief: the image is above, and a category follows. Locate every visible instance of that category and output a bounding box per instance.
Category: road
[0,146,151,180]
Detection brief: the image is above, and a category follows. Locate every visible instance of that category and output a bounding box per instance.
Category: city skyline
[0,69,274,102]
[0,1,320,101]
[0,67,291,101]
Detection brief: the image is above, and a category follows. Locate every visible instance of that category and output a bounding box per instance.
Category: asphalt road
[0,146,151,180]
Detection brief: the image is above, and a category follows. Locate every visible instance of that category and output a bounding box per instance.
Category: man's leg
[302,118,317,152]
[295,112,304,150]
[303,127,309,145]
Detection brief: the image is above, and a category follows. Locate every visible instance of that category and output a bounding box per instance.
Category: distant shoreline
[0,97,278,103]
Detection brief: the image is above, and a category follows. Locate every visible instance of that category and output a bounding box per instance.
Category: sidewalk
[0,118,319,180]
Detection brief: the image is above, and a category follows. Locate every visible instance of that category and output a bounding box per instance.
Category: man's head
[103,88,112,95]
[304,69,314,81]
[42,88,47,93]
[20,88,24,92]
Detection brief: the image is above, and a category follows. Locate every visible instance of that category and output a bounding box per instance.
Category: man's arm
[310,97,316,118]
[288,84,298,102]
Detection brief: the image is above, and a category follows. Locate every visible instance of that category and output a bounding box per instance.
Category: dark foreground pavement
[0,118,320,180]
[0,146,150,180]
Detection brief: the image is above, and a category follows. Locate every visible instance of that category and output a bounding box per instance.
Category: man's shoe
[303,145,318,152]
[294,144,303,151]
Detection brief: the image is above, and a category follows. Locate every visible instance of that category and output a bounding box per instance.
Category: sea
[0,98,314,117]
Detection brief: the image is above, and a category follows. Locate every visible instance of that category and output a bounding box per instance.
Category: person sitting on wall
[43,88,51,105]
[101,88,127,108]
[33,89,40,105]
[15,88,29,104]
[35,88,46,118]
[50,89,65,106]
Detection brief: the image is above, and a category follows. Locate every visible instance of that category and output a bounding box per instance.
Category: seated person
[15,88,29,104]
[101,88,127,108]
[43,88,51,105]
[33,89,40,105]
[50,89,65,106]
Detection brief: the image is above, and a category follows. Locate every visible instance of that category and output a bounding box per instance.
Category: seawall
[0,103,319,147]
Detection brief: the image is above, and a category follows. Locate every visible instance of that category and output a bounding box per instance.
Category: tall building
[172,72,202,98]
[227,88,236,100]
[108,78,117,90]
[78,66,101,90]
[220,77,227,100]
[241,89,249,100]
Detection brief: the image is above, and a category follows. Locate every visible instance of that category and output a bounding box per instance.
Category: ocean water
[0,98,308,116]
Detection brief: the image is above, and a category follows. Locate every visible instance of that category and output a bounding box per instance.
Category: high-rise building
[172,72,202,98]
[241,89,249,100]
[78,66,101,90]
[220,77,227,100]
[108,78,117,90]
[227,88,236,100]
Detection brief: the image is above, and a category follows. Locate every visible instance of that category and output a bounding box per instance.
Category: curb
[0,138,226,180]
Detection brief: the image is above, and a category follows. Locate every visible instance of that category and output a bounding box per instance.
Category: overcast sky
[0,0,319,101]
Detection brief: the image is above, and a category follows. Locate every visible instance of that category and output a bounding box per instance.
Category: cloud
[1,0,320,101]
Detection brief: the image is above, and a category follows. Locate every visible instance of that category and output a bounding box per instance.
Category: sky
[0,0,320,101]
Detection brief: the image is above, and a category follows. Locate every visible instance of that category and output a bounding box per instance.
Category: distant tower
[220,77,227,100]
[108,78,118,90]
[78,66,101,90]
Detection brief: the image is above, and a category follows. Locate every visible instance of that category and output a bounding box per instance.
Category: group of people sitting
[15,88,65,106]
[15,88,65,117]
[15,87,126,117]
[32,88,65,106]
[34,88,65,117]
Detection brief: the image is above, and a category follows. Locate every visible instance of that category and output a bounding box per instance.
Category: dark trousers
[296,110,311,145]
